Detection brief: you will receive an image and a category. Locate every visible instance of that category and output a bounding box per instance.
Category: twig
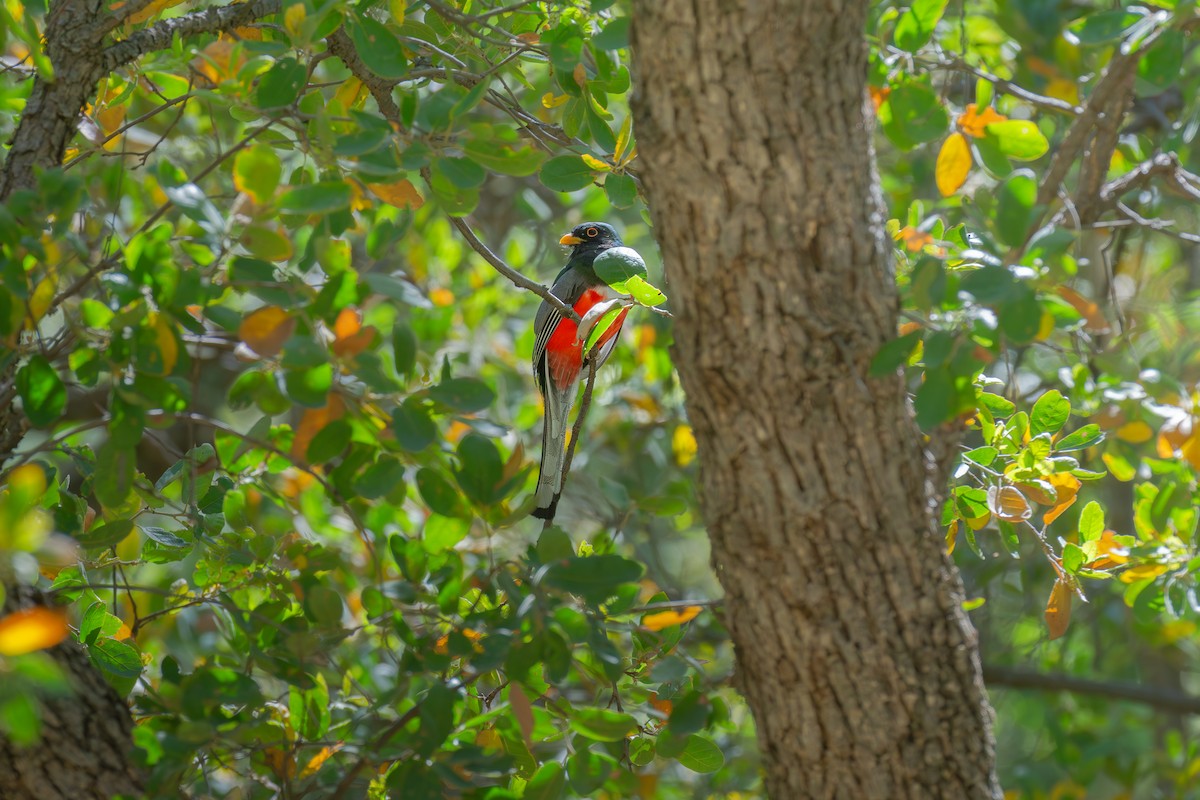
[934,57,1080,116]
[540,352,598,529]
[983,664,1200,715]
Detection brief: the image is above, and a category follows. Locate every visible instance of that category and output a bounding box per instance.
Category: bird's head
[559,222,622,255]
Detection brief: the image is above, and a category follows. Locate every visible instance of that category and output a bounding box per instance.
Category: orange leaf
[1056,286,1108,333]
[238,306,295,357]
[641,605,702,631]
[957,103,1007,138]
[366,179,424,210]
[0,607,69,656]
[429,287,454,307]
[300,743,343,779]
[988,485,1031,522]
[1044,578,1071,640]
[869,86,891,112]
[1043,472,1080,525]
[896,226,933,253]
[936,132,972,196]
[191,39,244,85]
[124,0,185,25]
[291,394,346,460]
[508,683,535,751]
[1086,530,1129,570]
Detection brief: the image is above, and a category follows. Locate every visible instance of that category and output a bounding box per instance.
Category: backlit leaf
[0,608,68,656]
[1044,577,1071,640]
[238,306,295,357]
[642,605,701,631]
[936,132,971,196]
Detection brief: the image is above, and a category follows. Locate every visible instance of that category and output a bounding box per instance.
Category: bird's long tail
[533,382,575,519]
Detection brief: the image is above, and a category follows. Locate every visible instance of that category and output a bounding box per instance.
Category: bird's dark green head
[559,222,622,256]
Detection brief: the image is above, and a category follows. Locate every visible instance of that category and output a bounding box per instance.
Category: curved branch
[102,0,283,71]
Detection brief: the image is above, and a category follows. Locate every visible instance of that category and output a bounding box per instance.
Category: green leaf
[1062,542,1086,574]
[676,734,725,773]
[964,446,998,466]
[994,171,1038,247]
[416,468,467,517]
[284,364,333,407]
[1056,424,1104,452]
[543,554,644,603]
[233,144,283,205]
[977,391,1015,418]
[423,514,469,553]
[392,322,417,375]
[306,419,352,463]
[140,525,187,548]
[75,519,135,549]
[604,172,637,208]
[280,181,352,215]
[89,637,143,678]
[1030,390,1070,437]
[894,0,949,52]
[1079,500,1104,543]
[427,377,495,412]
[984,120,1049,161]
[880,81,948,150]
[435,157,486,190]
[569,707,638,742]
[539,155,594,192]
[583,304,626,354]
[255,57,307,109]
[620,274,666,306]
[593,16,629,50]
[94,440,136,509]
[592,246,647,286]
[535,527,574,563]
[567,750,615,795]
[16,355,66,427]
[869,331,921,377]
[347,15,408,79]
[354,456,405,500]
[455,434,503,505]
[392,399,437,451]
[524,761,567,800]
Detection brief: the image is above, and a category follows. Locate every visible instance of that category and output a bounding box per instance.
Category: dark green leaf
[539,155,594,192]
[427,378,495,413]
[256,57,307,109]
[543,554,644,603]
[16,355,66,427]
[416,468,467,517]
[347,16,408,79]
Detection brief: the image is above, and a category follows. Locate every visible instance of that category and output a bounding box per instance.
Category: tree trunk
[630,2,1001,798]
[0,590,144,799]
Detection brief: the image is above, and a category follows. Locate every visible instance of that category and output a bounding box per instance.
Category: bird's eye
[585,227,599,238]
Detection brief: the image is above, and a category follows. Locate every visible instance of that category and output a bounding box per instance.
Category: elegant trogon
[532,222,633,519]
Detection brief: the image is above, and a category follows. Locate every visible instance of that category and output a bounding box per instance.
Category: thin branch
[983,664,1200,716]
[934,56,1080,116]
[102,0,285,72]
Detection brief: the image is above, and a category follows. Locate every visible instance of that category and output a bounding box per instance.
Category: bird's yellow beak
[559,234,583,246]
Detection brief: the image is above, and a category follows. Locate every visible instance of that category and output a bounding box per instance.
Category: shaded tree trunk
[0,590,144,799]
[630,2,1001,797]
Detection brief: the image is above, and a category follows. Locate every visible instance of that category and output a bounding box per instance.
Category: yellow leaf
[1035,310,1055,341]
[945,519,959,554]
[614,114,633,164]
[1181,433,1200,471]
[238,305,295,358]
[541,92,569,109]
[1116,420,1153,444]
[150,312,178,374]
[988,485,1031,522]
[292,394,346,460]
[672,424,697,467]
[957,103,1007,138]
[335,77,367,112]
[573,63,587,87]
[124,0,184,25]
[1086,530,1129,569]
[366,179,424,210]
[388,0,405,23]
[935,132,972,196]
[1043,472,1080,526]
[8,463,47,498]
[641,605,702,631]
[429,287,454,307]
[1045,78,1079,106]
[27,276,55,325]
[1119,563,1167,583]
[475,727,502,750]
[192,39,243,85]
[283,3,306,38]
[581,153,611,172]
[1044,578,1071,640]
[966,512,991,531]
[0,607,69,656]
[300,743,343,778]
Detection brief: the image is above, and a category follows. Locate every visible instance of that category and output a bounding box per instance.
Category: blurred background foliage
[0,0,1199,797]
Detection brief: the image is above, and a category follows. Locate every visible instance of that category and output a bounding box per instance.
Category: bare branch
[102,0,284,72]
[934,57,1080,116]
[983,664,1200,716]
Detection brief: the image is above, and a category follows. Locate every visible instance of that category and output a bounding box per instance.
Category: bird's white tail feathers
[535,386,575,511]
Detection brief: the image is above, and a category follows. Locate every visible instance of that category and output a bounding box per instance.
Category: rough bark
[630,2,1001,798]
[0,590,144,800]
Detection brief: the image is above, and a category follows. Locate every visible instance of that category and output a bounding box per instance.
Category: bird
[531,222,636,520]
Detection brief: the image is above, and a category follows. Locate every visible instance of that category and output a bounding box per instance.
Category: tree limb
[102,0,284,72]
[983,664,1200,716]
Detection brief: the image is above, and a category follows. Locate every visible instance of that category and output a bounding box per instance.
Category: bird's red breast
[545,288,629,390]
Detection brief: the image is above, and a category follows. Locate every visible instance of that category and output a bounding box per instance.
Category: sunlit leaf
[1044,578,1071,640]
[935,132,971,196]
[0,608,68,656]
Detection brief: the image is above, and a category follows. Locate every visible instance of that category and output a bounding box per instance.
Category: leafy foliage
[2,0,1200,798]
